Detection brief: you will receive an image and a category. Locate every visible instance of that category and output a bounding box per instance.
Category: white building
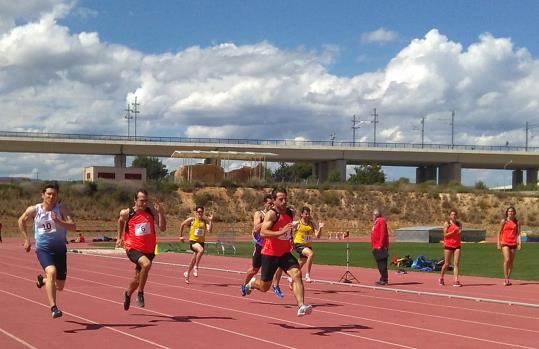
[83,166,146,184]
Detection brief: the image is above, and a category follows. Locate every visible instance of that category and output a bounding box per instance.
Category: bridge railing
[0,130,537,152]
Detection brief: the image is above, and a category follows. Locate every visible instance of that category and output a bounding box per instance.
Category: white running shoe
[193,267,198,277]
[183,271,190,284]
[305,273,312,283]
[297,304,313,317]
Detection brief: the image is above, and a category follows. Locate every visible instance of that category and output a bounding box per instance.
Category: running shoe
[51,305,63,319]
[375,280,388,286]
[272,285,284,298]
[305,273,312,283]
[438,278,445,286]
[297,304,313,317]
[504,279,512,286]
[136,292,145,307]
[36,274,45,289]
[243,277,255,296]
[123,291,131,311]
[183,271,190,284]
[452,281,462,287]
[240,284,248,296]
[193,267,198,277]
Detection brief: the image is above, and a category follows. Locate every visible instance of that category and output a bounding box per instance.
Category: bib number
[38,219,56,235]
[135,222,151,236]
[194,228,205,237]
[279,231,291,240]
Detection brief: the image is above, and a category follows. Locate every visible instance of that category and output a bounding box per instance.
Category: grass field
[90,241,539,281]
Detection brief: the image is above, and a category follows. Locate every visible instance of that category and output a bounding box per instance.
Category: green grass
[88,241,539,281]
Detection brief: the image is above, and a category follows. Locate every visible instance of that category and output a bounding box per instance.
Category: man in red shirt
[371,209,389,286]
[244,187,312,317]
[116,189,166,310]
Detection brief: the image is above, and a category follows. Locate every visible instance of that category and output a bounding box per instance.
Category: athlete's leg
[502,246,512,279]
[44,265,58,307]
[137,255,152,292]
[440,249,453,281]
[452,249,461,282]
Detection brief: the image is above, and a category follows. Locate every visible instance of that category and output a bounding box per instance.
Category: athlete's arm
[497,219,505,249]
[253,211,263,233]
[18,205,36,252]
[116,209,129,248]
[54,206,76,231]
[152,200,167,232]
[261,210,291,238]
[314,221,324,238]
[517,222,522,250]
[179,217,193,242]
[443,221,450,238]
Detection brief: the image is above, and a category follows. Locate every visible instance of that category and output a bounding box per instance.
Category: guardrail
[1,130,538,152]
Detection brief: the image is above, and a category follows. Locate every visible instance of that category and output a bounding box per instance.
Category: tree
[327,169,342,183]
[348,164,385,185]
[273,162,312,182]
[132,156,168,181]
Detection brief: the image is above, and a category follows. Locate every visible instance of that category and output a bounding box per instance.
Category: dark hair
[195,206,204,212]
[42,181,59,193]
[301,206,311,214]
[505,206,518,221]
[271,187,287,199]
[133,189,148,200]
[449,209,458,215]
[263,194,272,203]
[448,209,461,227]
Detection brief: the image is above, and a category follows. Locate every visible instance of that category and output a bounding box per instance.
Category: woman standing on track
[497,206,521,286]
[439,209,462,287]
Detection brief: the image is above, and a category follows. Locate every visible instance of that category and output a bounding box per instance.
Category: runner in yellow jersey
[179,206,213,284]
[291,206,324,284]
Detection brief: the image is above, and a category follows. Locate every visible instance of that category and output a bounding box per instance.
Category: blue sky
[1,0,539,185]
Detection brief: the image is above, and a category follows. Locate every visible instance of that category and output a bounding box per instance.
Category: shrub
[321,190,340,206]
[193,191,213,208]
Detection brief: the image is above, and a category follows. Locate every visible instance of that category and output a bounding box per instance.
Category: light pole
[124,102,133,138]
[412,117,425,148]
[351,115,371,146]
[503,160,513,191]
[525,121,539,151]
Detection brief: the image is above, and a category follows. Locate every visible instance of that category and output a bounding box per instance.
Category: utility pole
[420,116,425,148]
[330,132,336,146]
[352,115,360,146]
[132,96,140,139]
[451,110,455,148]
[525,121,539,151]
[371,108,379,145]
[124,102,133,138]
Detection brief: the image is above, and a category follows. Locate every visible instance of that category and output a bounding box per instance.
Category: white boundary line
[0,327,38,349]
[0,289,171,349]
[76,251,539,309]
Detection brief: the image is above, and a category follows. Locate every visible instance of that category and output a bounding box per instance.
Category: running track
[1,241,538,349]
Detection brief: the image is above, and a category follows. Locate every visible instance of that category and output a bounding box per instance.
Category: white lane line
[0,272,296,349]
[0,327,38,349]
[0,289,171,349]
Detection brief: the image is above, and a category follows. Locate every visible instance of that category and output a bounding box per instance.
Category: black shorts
[126,249,155,271]
[260,253,299,282]
[252,244,263,268]
[189,241,205,252]
[36,247,67,280]
[501,244,517,250]
[294,243,312,259]
[444,246,461,251]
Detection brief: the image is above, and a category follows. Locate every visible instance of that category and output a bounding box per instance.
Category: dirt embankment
[2,184,538,238]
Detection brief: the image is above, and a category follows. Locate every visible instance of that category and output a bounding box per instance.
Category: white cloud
[361,27,399,44]
[2,6,539,184]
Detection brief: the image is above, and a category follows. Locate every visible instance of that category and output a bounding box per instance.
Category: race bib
[37,218,57,235]
[135,222,151,236]
[194,228,205,237]
[279,231,291,240]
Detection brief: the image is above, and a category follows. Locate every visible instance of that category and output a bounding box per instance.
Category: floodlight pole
[132,96,140,139]
[124,103,133,138]
[371,108,379,145]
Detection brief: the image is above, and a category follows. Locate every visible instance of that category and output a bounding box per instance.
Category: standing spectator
[497,206,521,286]
[439,209,462,287]
[371,208,389,286]
[116,189,166,310]
[18,182,76,318]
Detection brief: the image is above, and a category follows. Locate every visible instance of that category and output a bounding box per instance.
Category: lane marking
[0,327,38,349]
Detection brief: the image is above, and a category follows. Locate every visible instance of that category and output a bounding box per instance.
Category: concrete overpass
[1,131,538,186]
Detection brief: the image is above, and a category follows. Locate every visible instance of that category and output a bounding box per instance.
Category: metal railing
[1,130,537,152]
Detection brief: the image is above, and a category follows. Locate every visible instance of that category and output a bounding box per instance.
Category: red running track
[0,242,538,349]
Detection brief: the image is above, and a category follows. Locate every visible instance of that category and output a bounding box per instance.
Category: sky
[1,0,539,186]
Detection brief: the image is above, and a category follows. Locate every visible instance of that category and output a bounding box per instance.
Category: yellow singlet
[293,220,314,247]
[188,218,207,242]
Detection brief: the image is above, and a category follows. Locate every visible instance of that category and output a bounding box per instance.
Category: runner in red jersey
[243,187,312,317]
[497,206,521,286]
[116,189,166,310]
[439,209,463,287]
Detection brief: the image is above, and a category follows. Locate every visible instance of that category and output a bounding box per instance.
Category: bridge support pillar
[416,166,437,183]
[313,160,346,182]
[114,154,126,168]
[438,163,461,185]
[526,169,537,187]
[204,158,221,166]
[512,170,523,189]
